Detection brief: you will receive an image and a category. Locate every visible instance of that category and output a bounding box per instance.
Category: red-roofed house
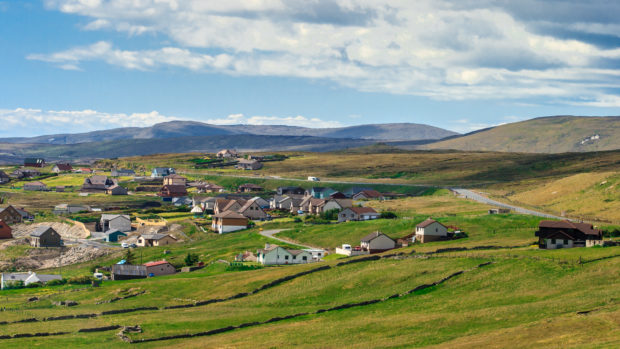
[144,260,176,277]
[338,207,380,222]
[0,220,12,239]
[535,220,603,249]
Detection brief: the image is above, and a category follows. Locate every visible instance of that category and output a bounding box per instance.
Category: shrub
[26,282,42,288]
[184,253,200,266]
[293,217,302,223]
[380,211,397,219]
[320,209,340,221]
[47,279,67,286]
[67,275,94,285]
[4,280,24,289]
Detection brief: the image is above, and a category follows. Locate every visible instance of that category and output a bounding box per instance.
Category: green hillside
[423,116,620,153]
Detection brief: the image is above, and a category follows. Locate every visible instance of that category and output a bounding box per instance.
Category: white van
[307,176,320,181]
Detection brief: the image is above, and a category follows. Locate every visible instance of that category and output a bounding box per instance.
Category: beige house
[338,207,380,222]
[217,149,238,158]
[24,181,48,191]
[214,198,246,215]
[414,218,448,243]
[212,211,248,234]
[323,198,353,212]
[136,233,177,247]
[163,174,187,186]
[360,231,396,253]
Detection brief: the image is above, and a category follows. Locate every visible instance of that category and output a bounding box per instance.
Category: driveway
[259,229,319,249]
[451,188,565,220]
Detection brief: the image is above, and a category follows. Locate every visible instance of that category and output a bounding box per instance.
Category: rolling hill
[422,115,620,153]
[0,121,458,145]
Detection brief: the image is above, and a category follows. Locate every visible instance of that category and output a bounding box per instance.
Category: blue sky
[1,0,620,137]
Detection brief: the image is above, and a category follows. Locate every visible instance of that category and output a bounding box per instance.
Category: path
[259,229,319,249]
[451,188,565,220]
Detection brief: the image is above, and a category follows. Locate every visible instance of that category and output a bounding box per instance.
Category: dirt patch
[11,222,90,240]
[0,242,116,271]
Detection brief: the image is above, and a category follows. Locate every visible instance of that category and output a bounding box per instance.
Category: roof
[101,214,131,221]
[239,183,263,189]
[416,218,445,229]
[31,226,55,237]
[360,231,394,243]
[160,185,187,193]
[346,207,379,215]
[140,233,176,240]
[538,220,601,236]
[144,260,172,267]
[54,163,72,171]
[24,158,45,163]
[213,210,247,219]
[88,175,110,185]
[165,174,186,179]
[355,189,383,198]
[238,198,261,212]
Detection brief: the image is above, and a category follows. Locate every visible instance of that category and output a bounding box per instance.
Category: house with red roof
[0,220,12,239]
[535,220,603,249]
[144,260,176,277]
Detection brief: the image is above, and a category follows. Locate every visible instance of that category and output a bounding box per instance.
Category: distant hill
[0,135,377,162]
[422,116,620,153]
[0,121,458,145]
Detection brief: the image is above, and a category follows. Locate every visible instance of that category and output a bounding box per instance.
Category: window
[302,256,307,261]
[284,255,289,260]
[551,239,556,244]
[293,255,296,260]
[564,239,568,245]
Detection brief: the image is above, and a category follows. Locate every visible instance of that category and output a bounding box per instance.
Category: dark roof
[214,211,247,219]
[24,158,45,164]
[239,183,263,189]
[31,226,55,237]
[416,218,445,229]
[355,190,383,198]
[160,185,187,194]
[538,220,601,236]
[54,163,73,171]
[360,231,394,243]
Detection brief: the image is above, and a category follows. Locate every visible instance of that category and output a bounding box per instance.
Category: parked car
[121,242,129,248]
[307,176,320,181]
[130,243,137,248]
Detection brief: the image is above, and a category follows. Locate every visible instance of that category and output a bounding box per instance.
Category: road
[259,229,320,249]
[451,188,565,220]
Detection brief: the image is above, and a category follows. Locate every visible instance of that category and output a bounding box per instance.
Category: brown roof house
[52,163,73,173]
[338,207,380,222]
[163,174,187,186]
[106,184,128,195]
[0,220,12,239]
[158,185,188,199]
[414,219,449,243]
[214,198,247,215]
[23,181,48,191]
[30,226,62,247]
[0,206,24,224]
[360,232,396,254]
[136,233,178,247]
[144,260,176,277]
[535,220,603,249]
[237,198,268,220]
[197,183,225,193]
[81,175,121,194]
[236,159,263,170]
[238,183,263,193]
[352,190,385,200]
[212,211,249,234]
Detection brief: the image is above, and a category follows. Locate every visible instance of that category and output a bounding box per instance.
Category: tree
[184,252,199,266]
[124,249,136,265]
[380,211,397,219]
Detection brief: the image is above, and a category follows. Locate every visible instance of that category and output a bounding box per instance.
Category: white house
[338,207,380,222]
[335,244,369,257]
[414,218,448,243]
[256,244,315,265]
[1,272,62,289]
[360,232,396,253]
[211,211,248,234]
[303,248,327,261]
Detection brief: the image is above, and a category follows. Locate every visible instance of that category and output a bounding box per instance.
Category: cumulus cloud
[31,0,620,104]
[0,108,342,137]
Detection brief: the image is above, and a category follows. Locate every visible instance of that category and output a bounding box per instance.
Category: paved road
[259,229,320,249]
[451,188,565,220]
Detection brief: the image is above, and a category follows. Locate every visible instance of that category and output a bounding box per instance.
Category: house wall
[367,235,396,251]
[216,224,246,234]
[323,201,342,212]
[0,221,12,239]
[259,247,313,265]
[240,203,267,220]
[544,238,574,249]
[107,217,131,232]
[146,263,176,276]
[338,209,357,222]
[154,236,177,246]
[416,222,448,237]
[415,234,445,243]
[31,231,61,247]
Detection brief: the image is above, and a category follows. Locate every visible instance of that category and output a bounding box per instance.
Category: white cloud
[31,0,620,104]
[206,113,343,128]
[0,108,342,137]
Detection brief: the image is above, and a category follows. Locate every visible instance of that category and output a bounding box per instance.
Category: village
[0,150,614,289]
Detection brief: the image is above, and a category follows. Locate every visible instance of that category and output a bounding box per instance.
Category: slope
[423,115,620,153]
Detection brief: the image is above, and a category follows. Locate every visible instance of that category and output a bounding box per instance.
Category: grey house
[100,214,132,233]
[30,226,62,247]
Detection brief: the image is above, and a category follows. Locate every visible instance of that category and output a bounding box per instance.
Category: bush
[3,280,24,289]
[320,209,340,221]
[184,253,200,266]
[293,217,302,223]
[26,282,42,288]
[603,228,620,238]
[47,279,67,286]
[380,211,398,219]
[67,275,94,285]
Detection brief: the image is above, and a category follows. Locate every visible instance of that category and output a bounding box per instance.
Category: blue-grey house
[104,230,128,243]
[151,167,176,178]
